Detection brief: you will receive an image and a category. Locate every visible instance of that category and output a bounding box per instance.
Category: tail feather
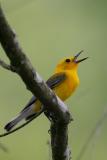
[4,104,35,132]
[4,115,23,131]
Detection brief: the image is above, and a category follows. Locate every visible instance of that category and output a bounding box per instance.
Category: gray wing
[46,72,66,89]
[22,72,66,112]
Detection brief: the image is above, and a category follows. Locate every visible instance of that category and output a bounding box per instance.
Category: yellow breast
[53,71,79,101]
[33,70,79,112]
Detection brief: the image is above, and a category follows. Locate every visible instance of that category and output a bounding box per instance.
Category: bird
[4,51,88,132]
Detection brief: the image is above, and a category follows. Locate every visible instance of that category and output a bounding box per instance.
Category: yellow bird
[4,51,88,131]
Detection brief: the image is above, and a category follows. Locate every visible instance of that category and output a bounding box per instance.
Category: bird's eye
[65,59,70,63]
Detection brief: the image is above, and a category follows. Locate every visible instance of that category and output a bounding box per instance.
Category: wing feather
[22,72,66,112]
[46,72,66,89]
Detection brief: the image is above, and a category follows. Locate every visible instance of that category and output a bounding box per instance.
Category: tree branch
[0,6,71,160]
[0,58,16,71]
[51,122,71,160]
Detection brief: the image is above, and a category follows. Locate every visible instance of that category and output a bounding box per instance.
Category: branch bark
[0,6,71,160]
[51,122,71,160]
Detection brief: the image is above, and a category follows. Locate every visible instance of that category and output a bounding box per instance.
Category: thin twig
[0,109,43,138]
[76,106,107,160]
[0,142,8,153]
[0,59,15,72]
[0,59,11,70]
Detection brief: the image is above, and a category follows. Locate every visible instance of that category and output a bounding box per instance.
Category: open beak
[73,50,88,63]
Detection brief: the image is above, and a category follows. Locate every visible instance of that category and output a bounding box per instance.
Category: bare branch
[0,6,71,123]
[0,6,71,160]
[0,59,16,72]
[51,122,71,160]
[0,59,10,70]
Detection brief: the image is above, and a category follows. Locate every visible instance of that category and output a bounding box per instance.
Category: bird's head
[55,50,88,72]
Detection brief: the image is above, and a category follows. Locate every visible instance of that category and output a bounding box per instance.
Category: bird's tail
[4,105,36,132]
[4,114,25,132]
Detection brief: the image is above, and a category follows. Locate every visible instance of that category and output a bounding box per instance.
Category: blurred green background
[0,0,107,159]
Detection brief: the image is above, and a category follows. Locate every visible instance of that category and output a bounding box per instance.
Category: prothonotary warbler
[4,51,88,131]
